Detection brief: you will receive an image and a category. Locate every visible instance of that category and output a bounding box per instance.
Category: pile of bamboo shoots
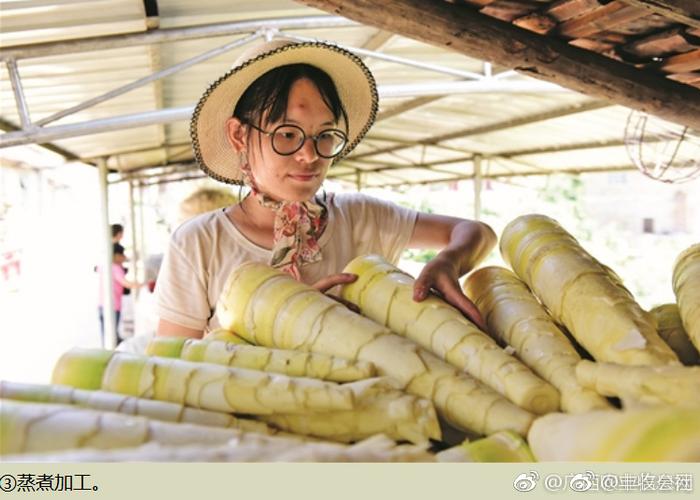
[2,214,698,462]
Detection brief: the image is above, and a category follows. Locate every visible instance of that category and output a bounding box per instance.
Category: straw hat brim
[190,41,378,185]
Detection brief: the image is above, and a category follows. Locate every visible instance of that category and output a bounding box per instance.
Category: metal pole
[0,16,358,61]
[112,163,197,184]
[279,32,485,80]
[6,58,32,129]
[35,32,262,126]
[0,106,192,148]
[98,158,117,349]
[378,80,569,98]
[140,173,207,187]
[138,181,147,289]
[128,179,140,301]
[0,81,571,148]
[474,155,482,221]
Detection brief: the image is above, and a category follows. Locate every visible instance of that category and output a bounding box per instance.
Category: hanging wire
[624,110,700,184]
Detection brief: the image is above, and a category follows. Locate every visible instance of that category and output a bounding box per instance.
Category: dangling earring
[239,151,248,167]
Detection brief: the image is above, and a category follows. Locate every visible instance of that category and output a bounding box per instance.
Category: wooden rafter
[660,48,700,72]
[617,0,700,29]
[295,0,700,130]
[621,26,700,59]
[556,1,649,39]
[545,0,601,22]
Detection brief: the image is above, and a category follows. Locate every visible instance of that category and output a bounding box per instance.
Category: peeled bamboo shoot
[205,328,250,344]
[528,407,700,461]
[650,304,699,366]
[436,431,534,462]
[673,244,700,352]
[4,434,434,463]
[146,337,377,382]
[0,399,272,456]
[500,214,679,366]
[340,255,560,415]
[0,380,271,433]
[260,378,441,444]
[217,262,535,437]
[465,266,610,413]
[52,348,356,416]
[576,360,700,408]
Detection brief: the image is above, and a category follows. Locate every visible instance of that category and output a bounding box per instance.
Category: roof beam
[377,96,444,121]
[295,0,700,130]
[368,165,644,188]
[361,29,394,51]
[0,117,81,162]
[348,99,610,160]
[336,154,475,176]
[617,1,700,28]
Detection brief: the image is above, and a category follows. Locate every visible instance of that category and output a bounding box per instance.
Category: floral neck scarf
[240,163,329,281]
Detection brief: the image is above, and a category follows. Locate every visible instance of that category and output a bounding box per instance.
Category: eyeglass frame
[244,122,349,159]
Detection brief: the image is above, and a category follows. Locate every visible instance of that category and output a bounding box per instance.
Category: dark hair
[111,224,124,237]
[233,63,348,135]
[113,243,125,256]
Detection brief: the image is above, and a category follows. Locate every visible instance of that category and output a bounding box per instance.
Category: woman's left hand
[312,273,361,313]
[413,255,487,330]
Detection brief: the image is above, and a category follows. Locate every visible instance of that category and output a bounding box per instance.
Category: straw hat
[190,39,379,185]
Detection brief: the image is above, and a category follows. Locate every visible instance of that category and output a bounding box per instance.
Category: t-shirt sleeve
[346,194,418,264]
[155,236,211,331]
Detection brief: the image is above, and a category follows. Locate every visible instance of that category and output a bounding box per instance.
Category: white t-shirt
[156,193,418,331]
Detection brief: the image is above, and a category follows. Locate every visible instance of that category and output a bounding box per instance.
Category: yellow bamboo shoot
[146,337,377,383]
[500,214,679,366]
[261,377,440,444]
[576,360,700,408]
[465,266,610,413]
[436,431,534,462]
[52,348,356,416]
[673,244,700,352]
[0,380,272,433]
[649,304,699,365]
[340,255,560,415]
[4,434,434,463]
[528,407,700,461]
[0,399,274,456]
[217,262,535,437]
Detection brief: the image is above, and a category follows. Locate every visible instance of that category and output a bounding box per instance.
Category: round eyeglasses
[247,123,348,159]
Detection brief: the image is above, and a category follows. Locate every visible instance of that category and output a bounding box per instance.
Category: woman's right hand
[312,273,360,313]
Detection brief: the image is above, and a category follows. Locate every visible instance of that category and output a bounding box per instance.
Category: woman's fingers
[309,273,360,313]
[312,273,358,293]
[413,270,487,331]
[412,272,434,301]
[327,294,361,314]
[441,286,487,331]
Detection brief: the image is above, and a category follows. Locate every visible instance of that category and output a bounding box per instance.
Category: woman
[156,39,496,339]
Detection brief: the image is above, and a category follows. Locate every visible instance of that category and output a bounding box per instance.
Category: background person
[98,243,142,347]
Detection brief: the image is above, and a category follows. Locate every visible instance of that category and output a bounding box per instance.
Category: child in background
[98,243,142,347]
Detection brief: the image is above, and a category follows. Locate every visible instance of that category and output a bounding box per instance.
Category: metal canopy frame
[0,8,676,190]
[0,17,570,150]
